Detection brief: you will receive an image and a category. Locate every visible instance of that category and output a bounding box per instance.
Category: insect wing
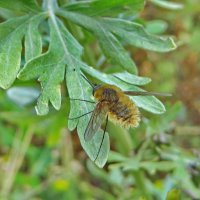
[84,102,108,141]
[124,91,172,97]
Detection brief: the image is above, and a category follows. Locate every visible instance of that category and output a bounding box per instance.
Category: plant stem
[0,127,34,200]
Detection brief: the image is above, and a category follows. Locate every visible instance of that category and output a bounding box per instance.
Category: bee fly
[69,74,171,161]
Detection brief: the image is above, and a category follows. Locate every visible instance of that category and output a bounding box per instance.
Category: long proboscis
[124,91,172,97]
[81,74,95,89]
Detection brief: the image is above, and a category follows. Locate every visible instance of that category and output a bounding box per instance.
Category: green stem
[0,127,34,200]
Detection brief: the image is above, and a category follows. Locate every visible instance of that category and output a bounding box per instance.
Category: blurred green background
[0,0,200,199]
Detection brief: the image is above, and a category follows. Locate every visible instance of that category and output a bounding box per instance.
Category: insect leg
[70,98,95,104]
[68,110,93,120]
[94,115,108,162]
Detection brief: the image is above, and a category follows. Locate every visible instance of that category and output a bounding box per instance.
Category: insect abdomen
[108,93,140,128]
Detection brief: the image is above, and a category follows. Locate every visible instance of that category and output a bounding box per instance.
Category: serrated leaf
[18,18,66,115]
[17,13,109,167]
[80,63,166,114]
[0,14,45,89]
[63,0,144,17]
[58,10,137,73]
[0,0,40,13]
[102,18,176,52]
[150,0,184,10]
[66,65,109,168]
[36,62,65,115]
[52,17,110,166]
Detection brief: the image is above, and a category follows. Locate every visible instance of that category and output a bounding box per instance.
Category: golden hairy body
[93,84,140,128]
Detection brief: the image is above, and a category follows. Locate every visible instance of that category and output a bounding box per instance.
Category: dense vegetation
[0,0,199,199]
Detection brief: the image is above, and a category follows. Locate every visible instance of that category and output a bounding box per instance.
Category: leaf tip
[35,103,49,116]
[94,160,106,168]
[0,81,12,90]
[17,69,26,80]
[51,96,62,111]
[0,83,9,90]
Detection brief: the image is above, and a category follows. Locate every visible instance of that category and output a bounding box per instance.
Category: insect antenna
[94,115,109,162]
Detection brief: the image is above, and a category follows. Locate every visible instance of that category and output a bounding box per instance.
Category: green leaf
[66,65,110,168]
[150,0,184,10]
[18,18,66,115]
[60,27,110,166]
[113,71,151,85]
[63,0,145,17]
[0,0,40,13]
[0,15,29,41]
[0,16,28,89]
[0,7,16,19]
[96,29,137,74]
[129,91,166,114]
[102,18,176,52]
[0,14,46,89]
[36,62,65,115]
[58,10,137,74]
[80,64,166,114]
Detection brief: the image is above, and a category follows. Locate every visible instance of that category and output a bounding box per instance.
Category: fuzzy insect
[70,75,171,161]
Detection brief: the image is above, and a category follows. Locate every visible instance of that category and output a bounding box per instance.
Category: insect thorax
[94,85,120,103]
